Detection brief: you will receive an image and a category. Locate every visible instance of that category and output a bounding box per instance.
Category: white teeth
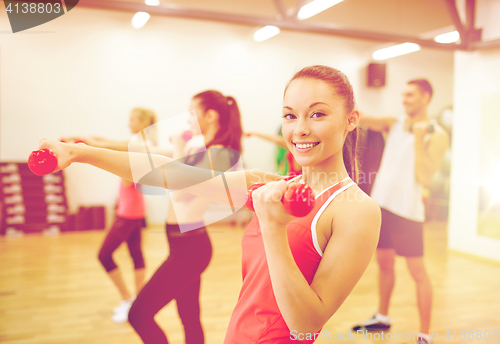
[296,143,317,149]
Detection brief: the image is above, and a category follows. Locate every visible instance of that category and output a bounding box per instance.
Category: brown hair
[408,78,433,100]
[193,90,243,153]
[285,65,359,182]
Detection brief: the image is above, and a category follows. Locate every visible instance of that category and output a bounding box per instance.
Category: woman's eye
[283,113,296,119]
[311,112,325,118]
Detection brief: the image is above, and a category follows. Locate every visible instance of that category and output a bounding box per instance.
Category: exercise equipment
[60,139,85,144]
[409,123,435,134]
[182,130,193,141]
[28,149,58,176]
[246,181,315,217]
[245,183,265,212]
[170,130,193,143]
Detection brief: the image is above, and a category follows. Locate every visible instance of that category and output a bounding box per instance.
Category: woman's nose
[294,118,310,137]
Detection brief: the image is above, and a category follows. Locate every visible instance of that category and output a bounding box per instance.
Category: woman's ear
[346,110,359,132]
[205,109,219,124]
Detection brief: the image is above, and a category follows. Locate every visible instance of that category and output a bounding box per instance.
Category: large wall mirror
[478,93,500,241]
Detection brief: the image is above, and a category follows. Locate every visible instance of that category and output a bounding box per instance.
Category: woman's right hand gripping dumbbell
[37,138,79,172]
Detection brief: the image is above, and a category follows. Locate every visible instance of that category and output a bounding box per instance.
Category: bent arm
[359,111,397,133]
[414,126,449,187]
[262,194,381,334]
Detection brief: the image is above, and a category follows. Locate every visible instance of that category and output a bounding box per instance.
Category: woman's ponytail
[193,91,243,153]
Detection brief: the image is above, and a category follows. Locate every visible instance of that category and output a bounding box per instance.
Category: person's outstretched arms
[245,132,287,149]
[38,138,281,206]
[61,136,173,157]
[61,136,130,151]
[358,111,397,134]
[41,139,155,181]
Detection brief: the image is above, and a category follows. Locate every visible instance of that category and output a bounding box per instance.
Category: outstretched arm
[38,139,281,205]
[246,132,287,149]
[61,136,131,151]
[62,136,173,157]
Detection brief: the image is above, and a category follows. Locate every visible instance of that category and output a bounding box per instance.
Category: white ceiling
[115,0,454,37]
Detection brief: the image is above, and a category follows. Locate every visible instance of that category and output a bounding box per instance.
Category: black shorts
[377,208,424,257]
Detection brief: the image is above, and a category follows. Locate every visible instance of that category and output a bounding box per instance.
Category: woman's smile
[292,141,320,153]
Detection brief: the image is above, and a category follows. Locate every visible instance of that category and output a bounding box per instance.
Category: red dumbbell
[28,149,58,176]
[282,183,316,217]
[246,182,315,217]
[60,139,86,144]
[182,130,193,141]
[170,130,193,143]
[245,183,265,212]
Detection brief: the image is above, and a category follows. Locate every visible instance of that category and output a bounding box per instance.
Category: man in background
[352,79,449,344]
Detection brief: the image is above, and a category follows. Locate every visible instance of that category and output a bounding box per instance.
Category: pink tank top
[116,181,145,219]
[224,176,355,344]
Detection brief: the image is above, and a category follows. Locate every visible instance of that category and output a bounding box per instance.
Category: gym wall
[0,7,453,225]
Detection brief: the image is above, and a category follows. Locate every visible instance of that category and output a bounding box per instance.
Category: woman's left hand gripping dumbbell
[250,180,315,231]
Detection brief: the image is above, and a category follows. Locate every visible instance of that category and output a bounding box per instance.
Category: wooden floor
[1,221,499,344]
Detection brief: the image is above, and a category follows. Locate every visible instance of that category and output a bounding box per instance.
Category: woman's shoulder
[315,183,380,250]
[327,184,381,231]
[338,184,379,214]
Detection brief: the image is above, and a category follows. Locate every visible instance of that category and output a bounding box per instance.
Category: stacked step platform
[0,162,68,235]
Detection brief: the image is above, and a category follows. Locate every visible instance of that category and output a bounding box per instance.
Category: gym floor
[1,221,499,344]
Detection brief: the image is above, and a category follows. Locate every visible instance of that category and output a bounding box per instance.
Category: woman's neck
[202,125,219,146]
[301,154,349,192]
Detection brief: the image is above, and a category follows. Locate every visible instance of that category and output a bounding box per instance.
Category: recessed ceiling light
[434,31,460,43]
[145,0,160,6]
[254,25,280,42]
[297,0,344,20]
[132,12,151,29]
[373,43,421,60]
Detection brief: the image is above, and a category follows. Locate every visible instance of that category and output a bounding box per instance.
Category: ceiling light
[298,0,344,20]
[254,25,280,42]
[145,0,160,6]
[434,30,460,43]
[132,12,150,29]
[373,43,421,60]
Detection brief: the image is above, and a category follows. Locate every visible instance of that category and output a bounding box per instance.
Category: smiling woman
[223,65,380,343]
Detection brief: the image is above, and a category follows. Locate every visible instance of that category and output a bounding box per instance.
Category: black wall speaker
[367,63,386,87]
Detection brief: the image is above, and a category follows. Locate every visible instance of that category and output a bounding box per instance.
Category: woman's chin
[294,158,312,168]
